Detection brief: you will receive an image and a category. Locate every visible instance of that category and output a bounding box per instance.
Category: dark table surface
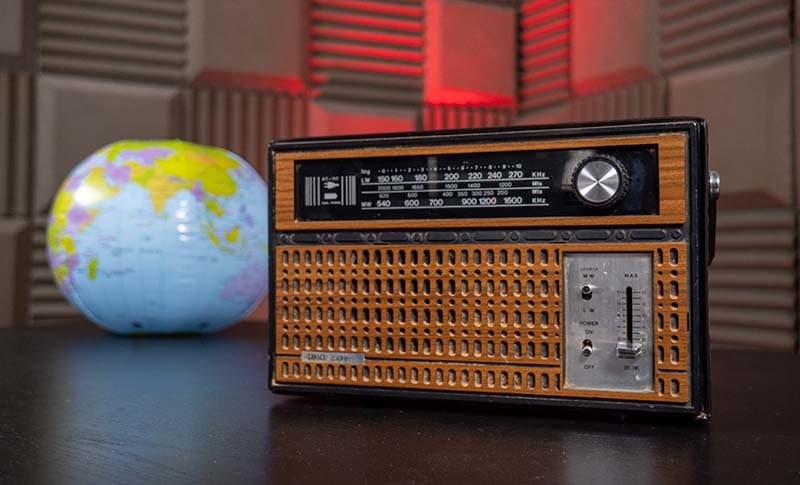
[1,323,798,485]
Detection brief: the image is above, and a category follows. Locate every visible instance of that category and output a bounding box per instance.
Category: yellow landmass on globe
[48,189,73,251]
[47,165,115,270]
[103,140,168,161]
[225,226,240,244]
[127,161,155,186]
[78,167,120,205]
[145,172,187,215]
[54,265,68,284]
[50,188,73,223]
[204,198,225,217]
[116,140,239,222]
[203,223,220,247]
[87,257,98,280]
[61,236,75,254]
[158,148,238,197]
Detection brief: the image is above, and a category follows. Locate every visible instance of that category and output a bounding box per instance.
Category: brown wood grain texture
[273,242,690,403]
[273,133,687,231]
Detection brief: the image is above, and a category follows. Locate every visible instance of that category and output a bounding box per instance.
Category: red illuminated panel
[310,58,422,78]
[424,0,516,108]
[310,10,422,34]
[518,0,571,112]
[309,0,423,105]
[307,102,416,137]
[315,0,421,18]
[311,41,423,64]
[193,71,305,94]
[309,26,423,49]
[422,103,513,130]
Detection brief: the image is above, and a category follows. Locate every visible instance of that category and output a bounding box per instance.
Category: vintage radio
[267,118,716,418]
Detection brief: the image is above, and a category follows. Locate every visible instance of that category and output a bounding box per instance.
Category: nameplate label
[300,351,366,365]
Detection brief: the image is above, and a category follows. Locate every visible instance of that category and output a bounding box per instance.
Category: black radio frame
[267,118,710,419]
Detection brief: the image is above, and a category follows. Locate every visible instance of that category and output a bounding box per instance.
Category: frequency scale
[295,146,658,221]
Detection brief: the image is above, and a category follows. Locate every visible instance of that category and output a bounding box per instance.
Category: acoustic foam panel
[307,99,416,137]
[425,0,515,106]
[518,0,570,112]
[571,0,659,95]
[570,77,667,122]
[38,0,188,83]
[35,75,181,213]
[0,218,30,326]
[669,48,792,205]
[189,0,305,81]
[310,0,423,106]
[0,70,34,217]
[659,0,792,73]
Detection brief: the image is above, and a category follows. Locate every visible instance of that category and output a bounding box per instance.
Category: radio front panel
[268,119,711,418]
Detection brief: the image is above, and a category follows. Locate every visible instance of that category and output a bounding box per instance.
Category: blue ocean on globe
[46,140,268,334]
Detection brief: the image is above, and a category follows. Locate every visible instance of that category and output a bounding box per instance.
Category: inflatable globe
[46,140,268,334]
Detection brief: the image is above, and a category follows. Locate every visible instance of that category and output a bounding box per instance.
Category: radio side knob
[572,155,629,207]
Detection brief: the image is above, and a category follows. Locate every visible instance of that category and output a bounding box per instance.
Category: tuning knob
[572,155,629,208]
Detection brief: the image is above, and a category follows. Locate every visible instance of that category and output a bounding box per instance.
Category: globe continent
[47,140,268,334]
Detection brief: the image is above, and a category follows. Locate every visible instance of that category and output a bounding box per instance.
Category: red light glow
[310,26,423,48]
[311,10,423,33]
[313,0,422,18]
[518,0,571,110]
[311,41,423,63]
[310,58,422,77]
[571,66,654,96]
[425,89,514,108]
[520,3,569,29]
[520,18,569,43]
[192,70,305,94]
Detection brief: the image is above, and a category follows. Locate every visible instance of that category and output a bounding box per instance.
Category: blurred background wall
[0,0,796,352]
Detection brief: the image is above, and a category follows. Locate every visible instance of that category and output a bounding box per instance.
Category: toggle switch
[581,339,593,356]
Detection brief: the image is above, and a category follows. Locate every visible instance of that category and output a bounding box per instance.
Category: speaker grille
[653,245,690,400]
[273,243,690,403]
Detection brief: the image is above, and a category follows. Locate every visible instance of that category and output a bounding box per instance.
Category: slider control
[616,286,642,358]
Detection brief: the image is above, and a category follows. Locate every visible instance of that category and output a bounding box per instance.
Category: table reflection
[27,330,272,483]
[268,398,710,484]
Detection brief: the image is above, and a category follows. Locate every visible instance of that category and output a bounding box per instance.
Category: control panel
[564,253,654,392]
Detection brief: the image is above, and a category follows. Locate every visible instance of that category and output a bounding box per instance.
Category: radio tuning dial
[572,155,629,207]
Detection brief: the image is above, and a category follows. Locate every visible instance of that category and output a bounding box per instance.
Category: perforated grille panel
[273,243,690,403]
[654,245,690,399]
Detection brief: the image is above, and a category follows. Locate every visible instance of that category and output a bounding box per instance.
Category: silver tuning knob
[572,155,629,207]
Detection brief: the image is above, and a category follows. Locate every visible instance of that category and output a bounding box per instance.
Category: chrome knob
[572,155,629,207]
